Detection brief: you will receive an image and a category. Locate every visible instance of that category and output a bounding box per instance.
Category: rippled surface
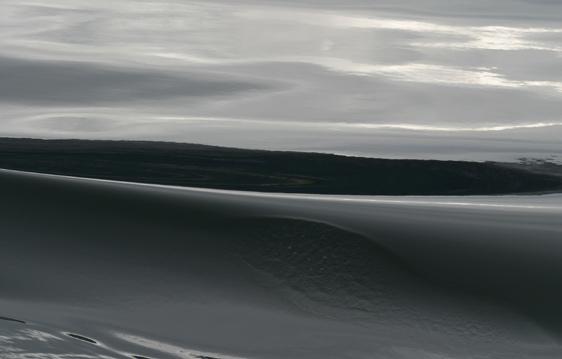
[1,0,561,161]
[1,169,562,358]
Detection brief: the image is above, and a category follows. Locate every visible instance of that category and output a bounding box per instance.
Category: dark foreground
[0,137,561,195]
[1,169,562,358]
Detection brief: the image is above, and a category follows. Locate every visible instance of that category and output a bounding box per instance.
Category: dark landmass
[498,158,562,178]
[0,137,561,195]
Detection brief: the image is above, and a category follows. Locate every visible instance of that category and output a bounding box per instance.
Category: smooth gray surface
[1,169,562,358]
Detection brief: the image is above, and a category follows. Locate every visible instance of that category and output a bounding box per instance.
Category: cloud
[0,0,561,162]
[0,56,274,105]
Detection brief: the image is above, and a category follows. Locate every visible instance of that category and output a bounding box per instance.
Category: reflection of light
[146,54,562,94]
[308,58,562,93]
[24,112,562,133]
[6,169,559,212]
[0,354,113,359]
[344,122,562,132]
[115,332,245,359]
[244,9,562,52]
[0,329,95,359]
[14,111,562,138]
[155,116,562,133]
[0,329,63,344]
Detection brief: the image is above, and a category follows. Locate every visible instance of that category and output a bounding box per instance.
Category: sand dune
[1,168,562,358]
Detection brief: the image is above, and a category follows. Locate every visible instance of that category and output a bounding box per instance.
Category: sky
[1,0,561,161]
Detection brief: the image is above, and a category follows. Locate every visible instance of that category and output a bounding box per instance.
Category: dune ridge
[1,169,562,358]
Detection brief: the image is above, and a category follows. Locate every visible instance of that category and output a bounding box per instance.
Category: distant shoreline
[0,137,561,196]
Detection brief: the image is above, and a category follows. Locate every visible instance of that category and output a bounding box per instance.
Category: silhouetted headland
[0,137,560,195]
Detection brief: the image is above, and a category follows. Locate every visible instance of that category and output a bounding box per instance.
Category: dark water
[1,169,562,358]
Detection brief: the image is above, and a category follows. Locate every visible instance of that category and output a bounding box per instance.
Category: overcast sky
[1,0,561,161]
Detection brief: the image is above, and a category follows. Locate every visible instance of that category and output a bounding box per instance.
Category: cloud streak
[0,56,275,105]
[0,0,561,161]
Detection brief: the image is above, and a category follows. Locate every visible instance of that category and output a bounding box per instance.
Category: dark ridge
[65,333,98,344]
[0,137,561,195]
[132,356,154,359]
[0,316,26,324]
[194,356,220,359]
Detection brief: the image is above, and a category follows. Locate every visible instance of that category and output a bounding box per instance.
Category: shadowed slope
[0,169,562,358]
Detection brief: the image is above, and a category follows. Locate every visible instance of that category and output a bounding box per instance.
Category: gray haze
[1,0,562,161]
